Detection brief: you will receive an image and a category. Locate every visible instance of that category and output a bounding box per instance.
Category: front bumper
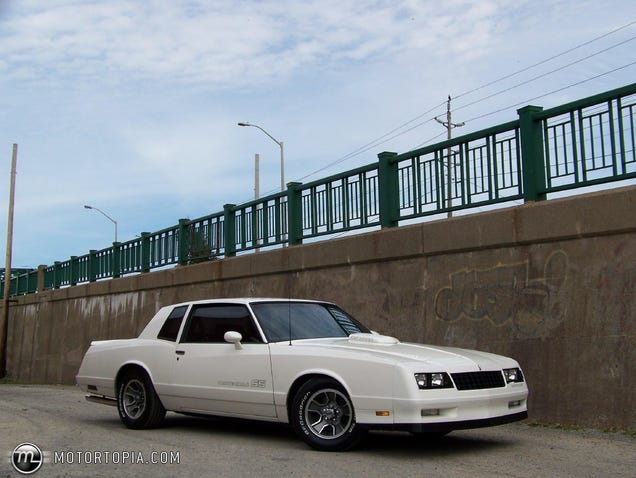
[361,410,528,433]
[355,382,528,431]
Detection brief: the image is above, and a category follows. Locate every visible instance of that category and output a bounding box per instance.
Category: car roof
[167,298,332,307]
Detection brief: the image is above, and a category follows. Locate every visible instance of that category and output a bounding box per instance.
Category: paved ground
[1,385,634,478]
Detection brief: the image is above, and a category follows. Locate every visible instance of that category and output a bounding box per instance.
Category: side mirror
[224,331,243,350]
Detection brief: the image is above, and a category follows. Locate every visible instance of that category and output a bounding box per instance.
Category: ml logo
[11,443,43,475]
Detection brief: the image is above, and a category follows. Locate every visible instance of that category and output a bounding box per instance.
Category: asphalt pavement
[1,384,634,478]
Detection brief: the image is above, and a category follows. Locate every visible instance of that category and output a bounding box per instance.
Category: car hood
[290,333,518,372]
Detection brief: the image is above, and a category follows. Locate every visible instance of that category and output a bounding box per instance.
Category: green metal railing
[393,120,523,219]
[4,82,636,296]
[301,164,381,237]
[540,86,636,192]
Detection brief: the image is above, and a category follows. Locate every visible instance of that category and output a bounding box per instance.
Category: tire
[291,378,364,451]
[117,369,166,429]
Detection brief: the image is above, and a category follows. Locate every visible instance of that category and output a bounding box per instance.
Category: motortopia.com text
[53,450,181,465]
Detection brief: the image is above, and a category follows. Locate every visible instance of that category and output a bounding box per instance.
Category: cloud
[0,0,508,91]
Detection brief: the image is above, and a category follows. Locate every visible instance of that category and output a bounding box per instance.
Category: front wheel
[117,369,166,429]
[291,378,364,451]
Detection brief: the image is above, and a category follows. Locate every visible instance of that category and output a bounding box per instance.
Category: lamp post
[238,122,285,192]
[84,205,118,243]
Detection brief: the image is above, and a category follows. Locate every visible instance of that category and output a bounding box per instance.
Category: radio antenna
[288,300,292,346]
[287,259,293,346]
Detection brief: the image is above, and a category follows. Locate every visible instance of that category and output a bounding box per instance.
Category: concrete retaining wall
[5,185,636,429]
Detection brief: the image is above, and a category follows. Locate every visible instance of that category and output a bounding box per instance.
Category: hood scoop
[348,333,399,345]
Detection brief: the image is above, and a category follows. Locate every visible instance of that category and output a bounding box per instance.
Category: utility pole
[1,144,18,378]
[435,96,464,218]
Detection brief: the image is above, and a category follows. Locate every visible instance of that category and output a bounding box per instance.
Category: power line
[453,19,636,102]
[296,100,447,182]
[410,61,636,156]
[296,19,636,182]
[412,60,636,150]
[454,34,636,114]
[315,56,636,177]
[463,59,636,125]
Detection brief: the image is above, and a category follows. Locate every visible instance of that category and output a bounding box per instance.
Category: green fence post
[378,151,399,228]
[88,250,97,282]
[177,219,190,266]
[70,256,78,286]
[112,243,121,278]
[517,105,547,202]
[53,261,61,289]
[141,232,151,273]
[223,204,236,257]
[287,182,303,246]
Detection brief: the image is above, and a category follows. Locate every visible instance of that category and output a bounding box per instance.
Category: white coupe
[76,298,528,451]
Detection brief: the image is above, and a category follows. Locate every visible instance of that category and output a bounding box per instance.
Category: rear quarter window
[157,305,188,341]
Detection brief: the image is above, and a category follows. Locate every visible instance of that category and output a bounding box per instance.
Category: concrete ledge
[515,185,636,243]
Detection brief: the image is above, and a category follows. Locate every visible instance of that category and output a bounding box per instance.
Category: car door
[170,303,276,418]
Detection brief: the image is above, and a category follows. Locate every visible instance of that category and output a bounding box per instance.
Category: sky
[0,0,635,269]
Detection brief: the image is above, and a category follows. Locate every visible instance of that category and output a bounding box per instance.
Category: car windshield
[250,302,370,342]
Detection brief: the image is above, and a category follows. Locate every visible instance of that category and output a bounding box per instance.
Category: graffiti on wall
[434,250,569,337]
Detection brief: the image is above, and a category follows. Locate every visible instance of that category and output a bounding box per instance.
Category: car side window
[180,304,263,344]
[157,305,188,342]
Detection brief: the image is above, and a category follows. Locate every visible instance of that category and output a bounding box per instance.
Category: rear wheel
[291,378,364,451]
[117,369,166,429]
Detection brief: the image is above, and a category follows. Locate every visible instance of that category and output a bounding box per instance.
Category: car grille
[451,371,505,390]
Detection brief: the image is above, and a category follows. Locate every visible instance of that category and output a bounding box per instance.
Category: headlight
[503,367,525,383]
[414,372,453,389]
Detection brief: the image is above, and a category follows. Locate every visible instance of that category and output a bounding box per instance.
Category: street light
[84,205,118,243]
[238,122,285,192]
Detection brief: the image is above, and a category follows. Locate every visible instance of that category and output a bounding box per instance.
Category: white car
[76,298,528,451]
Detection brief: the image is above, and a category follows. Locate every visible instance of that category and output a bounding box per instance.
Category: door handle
[175,350,185,355]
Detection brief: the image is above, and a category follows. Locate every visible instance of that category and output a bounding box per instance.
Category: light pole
[84,205,118,243]
[238,122,285,191]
